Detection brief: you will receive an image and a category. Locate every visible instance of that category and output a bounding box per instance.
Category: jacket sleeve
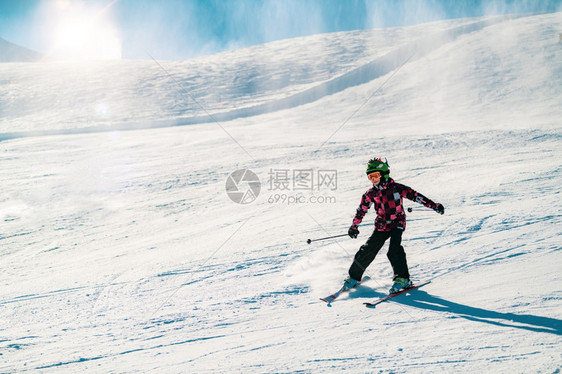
[399,184,437,210]
[352,192,371,226]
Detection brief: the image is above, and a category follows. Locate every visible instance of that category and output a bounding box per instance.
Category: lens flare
[49,0,121,60]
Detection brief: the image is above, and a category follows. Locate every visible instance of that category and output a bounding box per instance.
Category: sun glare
[50,2,122,61]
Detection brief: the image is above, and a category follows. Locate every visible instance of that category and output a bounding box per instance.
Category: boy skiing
[344,157,444,294]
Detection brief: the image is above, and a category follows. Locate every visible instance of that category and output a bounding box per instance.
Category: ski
[364,280,431,308]
[320,277,369,305]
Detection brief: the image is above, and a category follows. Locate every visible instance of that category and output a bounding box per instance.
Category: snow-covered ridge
[0,37,42,62]
[2,13,560,139]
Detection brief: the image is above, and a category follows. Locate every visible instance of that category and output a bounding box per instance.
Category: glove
[348,225,359,239]
[434,203,445,215]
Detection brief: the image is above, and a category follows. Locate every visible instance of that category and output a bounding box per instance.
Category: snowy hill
[0,37,42,62]
[1,13,561,373]
[2,14,561,138]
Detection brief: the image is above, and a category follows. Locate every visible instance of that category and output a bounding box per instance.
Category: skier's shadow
[391,290,562,336]
[349,285,384,300]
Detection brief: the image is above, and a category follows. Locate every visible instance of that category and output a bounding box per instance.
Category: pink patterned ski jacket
[352,178,438,232]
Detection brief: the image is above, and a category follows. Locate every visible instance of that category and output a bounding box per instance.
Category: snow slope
[0,38,42,63]
[1,13,561,373]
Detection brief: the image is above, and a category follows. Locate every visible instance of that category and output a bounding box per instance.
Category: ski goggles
[367,171,381,181]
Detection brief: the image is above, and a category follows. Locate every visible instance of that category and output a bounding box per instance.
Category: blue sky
[0,0,560,60]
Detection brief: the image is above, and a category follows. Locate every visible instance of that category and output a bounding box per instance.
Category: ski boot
[389,277,412,294]
[343,276,360,290]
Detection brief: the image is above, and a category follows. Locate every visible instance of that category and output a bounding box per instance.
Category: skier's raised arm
[399,184,445,215]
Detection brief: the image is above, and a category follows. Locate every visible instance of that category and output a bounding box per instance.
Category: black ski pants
[348,229,410,281]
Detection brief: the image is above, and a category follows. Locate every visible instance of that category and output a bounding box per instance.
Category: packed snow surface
[1,13,561,373]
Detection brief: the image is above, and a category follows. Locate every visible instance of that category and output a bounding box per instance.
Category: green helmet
[366,157,390,178]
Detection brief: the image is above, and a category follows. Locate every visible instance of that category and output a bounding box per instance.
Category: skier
[344,157,444,294]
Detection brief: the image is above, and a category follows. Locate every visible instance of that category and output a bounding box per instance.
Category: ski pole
[307,223,374,244]
[407,206,433,212]
[307,233,348,244]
